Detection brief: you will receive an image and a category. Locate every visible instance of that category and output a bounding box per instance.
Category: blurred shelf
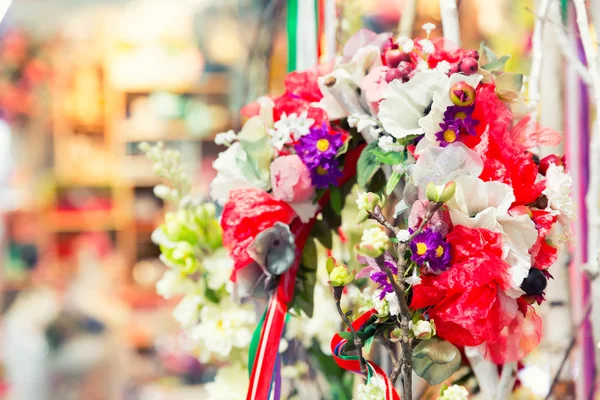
[44,209,120,232]
[116,119,220,143]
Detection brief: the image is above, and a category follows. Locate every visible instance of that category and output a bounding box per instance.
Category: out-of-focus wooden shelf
[44,209,121,232]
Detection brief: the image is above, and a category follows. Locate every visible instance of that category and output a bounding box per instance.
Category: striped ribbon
[331,309,401,400]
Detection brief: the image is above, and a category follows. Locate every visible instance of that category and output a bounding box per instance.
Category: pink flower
[361,66,389,114]
[270,155,315,203]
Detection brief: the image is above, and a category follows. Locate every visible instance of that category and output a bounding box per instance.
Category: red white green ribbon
[331,309,401,400]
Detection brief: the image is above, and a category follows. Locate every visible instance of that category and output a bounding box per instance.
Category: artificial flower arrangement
[148,22,572,400]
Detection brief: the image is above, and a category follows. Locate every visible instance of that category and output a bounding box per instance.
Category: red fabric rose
[411,226,514,347]
[272,95,329,127]
[284,71,323,103]
[529,209,559,270]
[426,37,465,69]
[221,189,297,280]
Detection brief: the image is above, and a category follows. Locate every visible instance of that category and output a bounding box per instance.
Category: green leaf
[478,42,498,64]
[495,72,523,92]
[357,141,382,188]
[322,204,342,234]
[363,336,374,354]
[312,219,333,249]
[337,138,350,156]
[374,149,406,165]
[366,169,386,193]
[330,186,343,215]
[301,238,318,271]
[338,331,354,341]
[412,338,462,385]
[386,171,402,195]
[481,55,510,72]
[292,263,317,317]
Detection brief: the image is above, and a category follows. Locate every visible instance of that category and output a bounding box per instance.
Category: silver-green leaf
[412,338,462,385]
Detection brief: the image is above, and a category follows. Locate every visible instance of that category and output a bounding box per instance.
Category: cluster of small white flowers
[347,113,381,137]
[378,135,404,153]
[269,111,314,150]
[356,191,370,212]
[411,319,434,338]
[205,364,249,400]
[373,290,390,316]
[542,163,574,222]
[139,141,191,203]
[356,286,376,313]
[172,294,203,329]
[355,375,386,400]
[155,269,194,299]
[439,385,469,400]
[397,36,414,53]
[385,292,400,316]
[360,227,390,253]
[214,129,238,146]
[419,38,435,54]
[435,60,452,74]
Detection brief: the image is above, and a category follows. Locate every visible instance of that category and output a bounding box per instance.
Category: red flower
[284,71,323,103]
[221,189,297,280]
[529,209,559,270]
[411,226,514,347]
[426,37,465,69]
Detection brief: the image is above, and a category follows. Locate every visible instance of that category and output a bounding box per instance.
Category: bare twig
[528,0,551,128]
[335,298,368,377]
[440,0,460,45]
[398,0,418,37]
[494,362,518,400]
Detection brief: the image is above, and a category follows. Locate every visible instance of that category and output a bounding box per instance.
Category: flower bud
[356,210,369,224]
[356,227,390,258]
[390,328,403,342]
[356,192,385,213]
[426,181,456,203]
[328,264,355,287]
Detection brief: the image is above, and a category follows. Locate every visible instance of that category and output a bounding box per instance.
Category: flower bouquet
[148,22,572,400]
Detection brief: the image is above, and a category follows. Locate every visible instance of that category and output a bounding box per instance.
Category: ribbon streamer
[331,309,401,400]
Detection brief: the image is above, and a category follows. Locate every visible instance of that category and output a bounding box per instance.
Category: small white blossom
[439,385,469,400]
[205,364,249,400]
[405,268,422,286]
[411,319,434,339]
[399,37,414,53]
[172,294,203,329]
[156,269,193,299]
[373,291,390,316]
[272,111,314,142]
[422,23,437,36]
[392,163,405,175]
[378,135,404,153]
[385,292,400,316]
[359,227,390,256]
[355,375,386,400]
[357,287,375,313]
[215,129,238,146]
[420,39,435,54]
[435,60,452,74]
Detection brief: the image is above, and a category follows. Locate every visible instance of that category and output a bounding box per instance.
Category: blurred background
[0,0,591,399]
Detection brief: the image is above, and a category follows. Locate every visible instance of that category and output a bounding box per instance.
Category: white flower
[542,163,573,224]
[356,286,376,313]
[269,112,315,150]
[378,135,404,153]
[405,268,422,286]
[373,291,390,316]
[418,73,482,152]
[399,37,414,52]
[203,248,234,292]
[348,113,379,136]
[385,292,400,316]
[411,319,434,339]
[422,22,437,36]
[156,269,193,299]
[396,229,410,242]
[447,176,538,296]
[419,39,435,54]
[378,69,449,139]
[355,375,386,400]
[215,129,237,146]
[435,60,452,74]
[173,294,203,329]
[188,297,256,362]
[392,163,405,175]
[439,385,469,400]
[411,142,483,188]
[205,364,249,400]
[210,142,270,204]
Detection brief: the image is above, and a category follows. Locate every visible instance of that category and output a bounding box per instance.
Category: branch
[464,347,500,398]
[398,0,418,37]
[335,297,368,377]
[493,362,518,400]
[528,0,551,128]
[439,0,460,46]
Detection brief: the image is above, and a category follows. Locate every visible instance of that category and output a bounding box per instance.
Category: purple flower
[295,123,343,166]
[443,105,479,136]
[309,157,342,188]
[410,229,451,272]
[435,121,461,147]
[356,252,398,299]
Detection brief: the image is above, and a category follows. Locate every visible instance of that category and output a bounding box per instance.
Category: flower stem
[334,298,368,377]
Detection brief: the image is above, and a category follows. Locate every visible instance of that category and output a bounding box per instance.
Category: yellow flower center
[436,245,444,257]
[416,242,428,255]
[217,320,223,330]
[455,112,467,119]
[316,138,330,152]
[316,166,328,175]
[443,129,457,143]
